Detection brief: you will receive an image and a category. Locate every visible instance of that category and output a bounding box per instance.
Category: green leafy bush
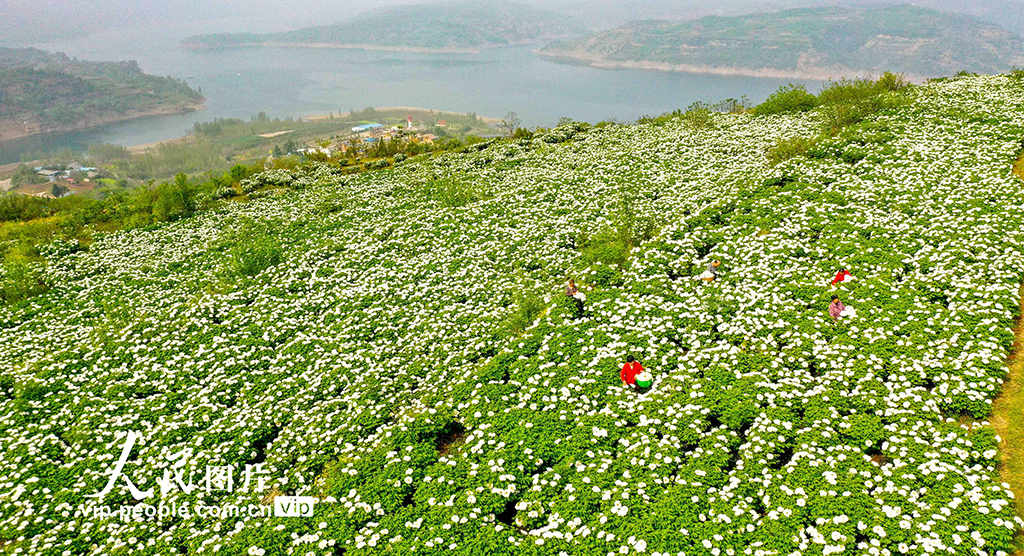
[680,102,715,129]
[817,74,914,135]
[766,136,818,166]
[578,227,631,268]
[222,224,285,278]
[152,174,198,223]
[426,178,490,208]
[753,84,819,115]
[0,244,50,305]
[503,291,547,335]
[0,193,54,222]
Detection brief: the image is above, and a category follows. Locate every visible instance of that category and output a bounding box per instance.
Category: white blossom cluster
[1,74,1023,556]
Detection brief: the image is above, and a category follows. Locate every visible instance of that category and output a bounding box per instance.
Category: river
[0,21,821,165]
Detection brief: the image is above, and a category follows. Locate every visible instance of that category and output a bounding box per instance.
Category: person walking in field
[699,260,721,282]
[621,355,643,390]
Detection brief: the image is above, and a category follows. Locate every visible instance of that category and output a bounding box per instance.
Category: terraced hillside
[539,5,1024,80]
[2,74,1024,555]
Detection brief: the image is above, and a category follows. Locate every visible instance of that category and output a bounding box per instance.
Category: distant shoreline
[123,105,503,154]
[182,38,570,56]
[305,106,503,124]
[536,50,929,83]
[0,102,206,144]
[183,41,485,55]
[127,135,190,154]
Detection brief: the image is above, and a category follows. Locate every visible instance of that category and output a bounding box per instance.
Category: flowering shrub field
[2,74,1024,556]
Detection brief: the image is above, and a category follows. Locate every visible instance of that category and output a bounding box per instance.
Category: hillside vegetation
[184,0,585,52]
[540,4,1024,80]
[0,47,204,141]
[2,74,1024,555]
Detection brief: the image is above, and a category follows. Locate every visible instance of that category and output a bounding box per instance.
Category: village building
[350,123,384,133]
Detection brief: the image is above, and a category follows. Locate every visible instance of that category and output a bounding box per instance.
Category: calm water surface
[0,22,820,164]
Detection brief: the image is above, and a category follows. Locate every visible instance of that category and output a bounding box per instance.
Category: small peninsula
[183,0,586,53]
[0,47,204,142]
[538,4,1024,81]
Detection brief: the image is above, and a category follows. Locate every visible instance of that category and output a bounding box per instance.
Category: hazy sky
[0,0,401,38]
[4,0,1024,46]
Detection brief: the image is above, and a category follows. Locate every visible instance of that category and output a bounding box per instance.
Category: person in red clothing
[831,268,854,286]
[621,355,643,390]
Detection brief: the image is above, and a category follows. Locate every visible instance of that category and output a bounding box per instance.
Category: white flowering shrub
[2,74,1024,556]
[35,239,83,260]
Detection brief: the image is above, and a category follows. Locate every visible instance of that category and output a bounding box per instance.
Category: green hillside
[0,47,204,141]
[184,0,586,52]
[540,4,1024,79]
[3,74,1024,555]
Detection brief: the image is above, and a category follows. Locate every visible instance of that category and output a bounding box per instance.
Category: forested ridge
[0,47,203,139]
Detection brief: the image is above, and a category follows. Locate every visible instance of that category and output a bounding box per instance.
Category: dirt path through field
[991,152,1024,551]
[991,283,1024,548]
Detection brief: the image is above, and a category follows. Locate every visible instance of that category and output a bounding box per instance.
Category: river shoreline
[535,50,929,83]
[0,102,206,144]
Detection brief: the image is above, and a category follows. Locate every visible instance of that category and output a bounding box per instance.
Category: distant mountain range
[0,47,203,142]
[183,0,586,53]
[538,4,1024,80]
[536,0,1024,35]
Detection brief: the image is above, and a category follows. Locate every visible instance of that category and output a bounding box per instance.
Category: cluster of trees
[0,162,262,247]
[86,143,133,163]
[0,68,94,120]
[118,140,226,179]
[191,113,302,139]
[10,164,46,187]
[63,140,231,182]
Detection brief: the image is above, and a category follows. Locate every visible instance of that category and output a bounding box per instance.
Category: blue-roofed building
[351,123,384,133]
